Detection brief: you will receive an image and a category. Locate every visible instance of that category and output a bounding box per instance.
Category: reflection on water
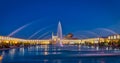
[0,45,120,63]
[19,47,24,56]
[44,59,48,63]
[100,59,105,63]
[7,49,16,60]
[53,59,61,63]
[44,49,48,55]
[0,55,3,63]
[9,49,15,56]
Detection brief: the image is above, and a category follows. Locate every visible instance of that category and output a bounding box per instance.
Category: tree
[64,33,73,39]
[117,39,120,47]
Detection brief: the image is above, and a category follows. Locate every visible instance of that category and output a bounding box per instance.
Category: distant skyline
[0,0,120,39]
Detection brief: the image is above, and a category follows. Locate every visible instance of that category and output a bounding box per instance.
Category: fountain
[8,23,32,37]
[56,21,63,47]
[28,25,53,39]
[37,31,50,39]
[93,28,118,37]
[28,27,47,39]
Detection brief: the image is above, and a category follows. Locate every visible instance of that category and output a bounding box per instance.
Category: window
[111,36,113,39]
[117,35,120,39]
[108,36,111,39]
[114,35,117,39]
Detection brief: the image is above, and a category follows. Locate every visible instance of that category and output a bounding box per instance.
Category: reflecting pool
[0,45,120,63]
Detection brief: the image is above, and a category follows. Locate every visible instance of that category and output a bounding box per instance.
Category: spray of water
[28,25,53,39]
[43,35,51,39]
[8,23,32,37]
[74,31,100,38]
[109,27,120,34]
[57,21,63,47]
[7,18,45,37]
[77,35,89,39]
[93,28,118,37]
[108,22,120,34]
[37,31,51,39]
[97,28,117,34]
[28,28,47,39]
[83,31,100,37]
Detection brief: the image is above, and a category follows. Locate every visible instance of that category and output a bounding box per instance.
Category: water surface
[0,45,120,63]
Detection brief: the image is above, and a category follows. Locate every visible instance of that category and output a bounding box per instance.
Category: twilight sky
[0,0,120,39]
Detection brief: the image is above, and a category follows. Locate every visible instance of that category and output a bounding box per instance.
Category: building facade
[0,34,120,45]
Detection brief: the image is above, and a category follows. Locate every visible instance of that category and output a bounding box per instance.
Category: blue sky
[0,0,120,39]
